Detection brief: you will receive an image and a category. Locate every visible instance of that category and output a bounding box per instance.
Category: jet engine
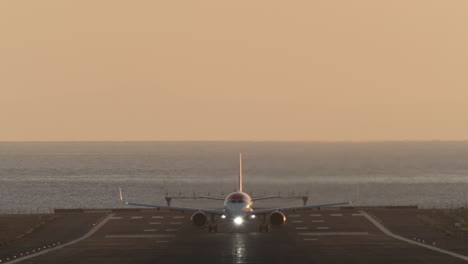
[268,211,286,227]
[191,211,208,227]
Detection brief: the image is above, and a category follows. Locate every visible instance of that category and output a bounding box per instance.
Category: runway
[1,208,467,264]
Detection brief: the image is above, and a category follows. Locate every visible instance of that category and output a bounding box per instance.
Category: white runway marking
[312,220,324,223]
[298,232,369,236]
[110,216,122,220]
[292,220,304,223]
[144,229,157,232]
[317,227,330,230]
[152,216,164,219]
[165,229,178,232]
[131,216,143,219]
[289,214,301,218]
[303,238,318,241]
[150,222,162,225]
[7,214,114,264]
[295,227,309,230]
[330,214,342,216]
[172,216,185,219]
[310,214,322,217]
[360,211,468,262]
[169,222,182,225]
[106,234,174,238]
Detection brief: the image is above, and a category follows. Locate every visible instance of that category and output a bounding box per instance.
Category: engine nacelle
[191,211,208,227]
[268,211,287,227]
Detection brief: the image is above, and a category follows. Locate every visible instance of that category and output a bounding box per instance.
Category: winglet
[238,152,243,192]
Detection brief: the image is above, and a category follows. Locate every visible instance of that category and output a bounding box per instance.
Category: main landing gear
[258,214,270,232]
[208,224,218,233]
[258,223,270,232]
[207,214,219,232]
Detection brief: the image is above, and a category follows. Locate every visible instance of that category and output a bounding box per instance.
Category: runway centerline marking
[152,216,164,219]
[150,222,162,225]
[317,227,329,230]
[296,227,309,230]
[360,211,468,262]
[292,220,304,223]
[131,216,143,219]
[106,234,174,239]
[312,220,324,223]
[165,229,178,232]
[298,232,369,236]
[310,214,322,217]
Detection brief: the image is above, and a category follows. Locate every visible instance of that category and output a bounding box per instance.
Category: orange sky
[0,1,467,141]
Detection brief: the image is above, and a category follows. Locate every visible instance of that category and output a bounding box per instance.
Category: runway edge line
[7,213,115,264]
[360,211,468,262]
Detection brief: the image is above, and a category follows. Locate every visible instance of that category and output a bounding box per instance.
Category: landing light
[234,217,243,225]
[251,215,256,219]
[221,215,226,219]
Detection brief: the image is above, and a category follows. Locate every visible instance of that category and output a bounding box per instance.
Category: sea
[0,141,467,213]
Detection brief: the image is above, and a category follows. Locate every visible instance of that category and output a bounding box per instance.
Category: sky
[0,1,467,141]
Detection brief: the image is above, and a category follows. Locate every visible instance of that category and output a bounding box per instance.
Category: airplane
[119,153,352,232]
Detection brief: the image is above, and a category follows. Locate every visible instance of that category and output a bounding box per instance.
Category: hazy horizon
[1,1,467,141]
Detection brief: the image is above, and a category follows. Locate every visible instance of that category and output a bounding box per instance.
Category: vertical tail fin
[238,152,243,192]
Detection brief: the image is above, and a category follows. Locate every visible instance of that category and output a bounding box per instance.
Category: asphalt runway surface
[1,209,467,264]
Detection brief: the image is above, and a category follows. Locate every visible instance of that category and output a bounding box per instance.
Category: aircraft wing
[123,201,224,215]
[251,201,352,215]
[119,188,224,215]
[251,195,281,201]
[197,196,226,201]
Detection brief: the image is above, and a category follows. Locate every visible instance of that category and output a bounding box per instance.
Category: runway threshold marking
[298,232,369,236]
[360,211,468,262]
[106,234,174,238]
[7,214,115,264]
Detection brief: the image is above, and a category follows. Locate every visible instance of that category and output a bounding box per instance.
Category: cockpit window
[229,200,244,203]
[227,193,248,203]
